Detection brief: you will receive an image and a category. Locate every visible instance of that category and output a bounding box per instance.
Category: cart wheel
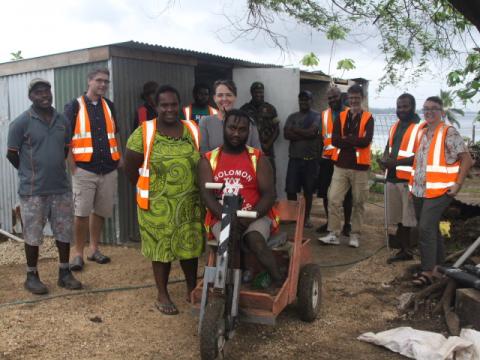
[200,297,226,360]
[297,263,322,322]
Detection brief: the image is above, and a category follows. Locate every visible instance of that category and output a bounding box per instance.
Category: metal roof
[111,41,278,68]
[0,41,278,76]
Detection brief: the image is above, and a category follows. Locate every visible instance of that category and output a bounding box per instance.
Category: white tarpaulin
[358,327,480,360]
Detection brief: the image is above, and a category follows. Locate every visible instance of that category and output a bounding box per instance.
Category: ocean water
[371,112,478,151]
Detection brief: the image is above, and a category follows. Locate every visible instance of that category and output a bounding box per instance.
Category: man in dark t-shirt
[241,82,280,179]
[284,90,321,228]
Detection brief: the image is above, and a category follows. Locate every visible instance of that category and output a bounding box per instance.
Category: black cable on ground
[316,245,386,268]
[0,277,189,309]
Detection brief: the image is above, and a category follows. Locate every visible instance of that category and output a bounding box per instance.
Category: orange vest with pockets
[71,96,120,162]
[331,110,372,165]
[321,107,349,159]
[136,119,200,210]
[388,120,426,180]
[409,123,460,198]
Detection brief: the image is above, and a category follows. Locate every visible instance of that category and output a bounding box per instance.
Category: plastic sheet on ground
[358,327,480,360]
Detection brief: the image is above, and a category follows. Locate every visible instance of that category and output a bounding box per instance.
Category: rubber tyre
[200,297,226,360]
[297,263,322,322]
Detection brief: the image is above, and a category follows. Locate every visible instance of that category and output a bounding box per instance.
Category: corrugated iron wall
[111,56,195,243]
[0,69,55,233]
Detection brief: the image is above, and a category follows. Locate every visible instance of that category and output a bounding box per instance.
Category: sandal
[412,273,433,287]
[155,301,179,315]
[87,250,111,264]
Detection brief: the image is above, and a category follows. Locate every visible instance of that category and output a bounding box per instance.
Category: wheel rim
[311,279,319,308]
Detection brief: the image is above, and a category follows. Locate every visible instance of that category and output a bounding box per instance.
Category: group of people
[6,66,474,316]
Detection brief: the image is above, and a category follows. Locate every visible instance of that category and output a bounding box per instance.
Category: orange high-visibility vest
[388,120,426,180]
[183,105,218,122]
[203,146,280,238]
[71,96,120,162]
[321,106,349,158]
[136,119,200,210]
[331,110,372,165]
[409,123,460,198]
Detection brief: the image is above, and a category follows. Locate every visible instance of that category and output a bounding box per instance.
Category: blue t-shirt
[7,107,71,196]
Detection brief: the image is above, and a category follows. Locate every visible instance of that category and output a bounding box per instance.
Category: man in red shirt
[198,109,281,285]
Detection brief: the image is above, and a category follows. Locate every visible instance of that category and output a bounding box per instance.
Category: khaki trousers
[327,166,369,234]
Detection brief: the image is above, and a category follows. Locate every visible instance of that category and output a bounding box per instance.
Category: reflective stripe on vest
[71,96,120,162]
[181,120,200,150]
[409,123,460,198]
[204,146,280,237]
[321,109,335,158]
[331,110,372,165]
[183,105,218,121]
[136,120,156,210]
[387,120,426,180]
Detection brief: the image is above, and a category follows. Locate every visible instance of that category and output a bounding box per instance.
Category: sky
[0,0,477,109]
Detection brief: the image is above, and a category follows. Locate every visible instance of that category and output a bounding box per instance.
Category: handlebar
[205,183,258,219]
[205,182,224,190]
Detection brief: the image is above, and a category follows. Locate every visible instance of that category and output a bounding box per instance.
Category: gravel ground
[0,199,443,360]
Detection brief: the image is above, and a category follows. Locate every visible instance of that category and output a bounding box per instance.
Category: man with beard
[316,86,353,236]
[240,82,280,180]
[181,83,218,124]
[198,109,282,286]
[7,79,82,294]
[379,93,423,263]
[319,85,374,248]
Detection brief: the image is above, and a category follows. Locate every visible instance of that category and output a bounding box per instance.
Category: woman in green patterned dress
[124,85,203,315]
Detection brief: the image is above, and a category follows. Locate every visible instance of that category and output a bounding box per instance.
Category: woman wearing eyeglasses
[198,79,261,154]
[409,96,473,287]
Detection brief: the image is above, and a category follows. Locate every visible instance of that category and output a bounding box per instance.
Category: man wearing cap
[241,82,280,181]
[6,78,82,294]
[64,68,122,271]
[284,90,321,228]
[133,81,158,129]
[181,83,218,124]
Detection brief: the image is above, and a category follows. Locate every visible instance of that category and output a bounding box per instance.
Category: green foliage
[300,52,319,67]
[337,58,355,71]
[326,24,348,41]
[10,51,23,61]
[440,90,464,128]
[245,0,480,106]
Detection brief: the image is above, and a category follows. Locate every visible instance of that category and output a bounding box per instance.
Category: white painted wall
[233,67,300,198]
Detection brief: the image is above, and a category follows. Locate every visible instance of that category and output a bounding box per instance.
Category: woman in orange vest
[124,85,203,315]
[410,96,473,287]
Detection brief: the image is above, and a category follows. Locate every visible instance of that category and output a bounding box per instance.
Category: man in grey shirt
[284,90,321,228]
[7,78,82,295]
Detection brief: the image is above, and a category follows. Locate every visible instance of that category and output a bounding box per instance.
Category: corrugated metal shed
[0,69,55,234]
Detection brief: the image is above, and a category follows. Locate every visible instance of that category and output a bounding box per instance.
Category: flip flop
[412,273,433,287]
[155,301,179,315]
[69,256,84,271]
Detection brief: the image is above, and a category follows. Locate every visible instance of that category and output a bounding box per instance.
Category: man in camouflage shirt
[241,82,280,181]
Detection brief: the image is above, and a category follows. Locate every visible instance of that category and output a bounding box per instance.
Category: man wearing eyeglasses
[409,96,473,287]
[64,68,122,271]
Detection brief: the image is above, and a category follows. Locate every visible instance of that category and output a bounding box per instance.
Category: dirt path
[0,199,430,359]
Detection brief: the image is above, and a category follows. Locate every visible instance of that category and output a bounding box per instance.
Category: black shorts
[317,158,334,198]
[285,158,318,195]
